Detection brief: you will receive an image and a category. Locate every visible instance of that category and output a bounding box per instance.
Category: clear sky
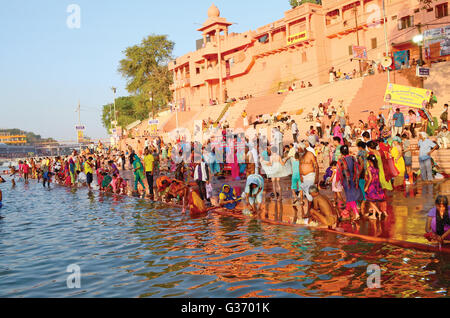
[0,0,291,142]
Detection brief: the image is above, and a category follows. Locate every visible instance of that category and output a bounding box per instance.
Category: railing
[220,34,253,54]
[253,40,286,56]
[200,43,219,57]
[326,11,385,37]
[230,53,255,77]
[172,78,191,89]
[215,102,233,124]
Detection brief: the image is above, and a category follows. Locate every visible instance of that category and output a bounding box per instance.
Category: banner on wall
[77,130,84,143]
[424,25,450,57]
[148,119,159,136]
[76,125,85,143]
[384,83,432,109]
[393,50,410,70]
[352,46,367,60]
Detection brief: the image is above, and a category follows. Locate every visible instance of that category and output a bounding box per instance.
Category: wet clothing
[338,156,363,203]
[428,207,450,236]
[132,155,145,191]
[365,167,386,202]
[219,184,239,210]
[301,173,316,202]
[102,175,113,190]
[291,159,301,191]
[242,174,264,205]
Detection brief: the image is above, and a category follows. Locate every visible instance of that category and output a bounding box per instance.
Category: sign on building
[149,119,159,136]
[416,66,430,77]
[424,25,450,57]
[77,130,84,143]
[352,46,367,60]
[287,31,308,46]
[384,83,432,109]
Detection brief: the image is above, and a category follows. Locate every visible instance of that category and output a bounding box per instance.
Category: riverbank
[116,167,449,252]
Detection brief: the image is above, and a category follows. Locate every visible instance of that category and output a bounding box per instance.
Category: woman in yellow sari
[367,141,393,191]
[390,137,405,188]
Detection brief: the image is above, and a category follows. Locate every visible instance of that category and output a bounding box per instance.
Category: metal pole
[418,24,425,88]
[112,87,117,127]
[354,4,362,77]
[151,91,155,119]
[77,100,81,126]
[382,0,390,83]
[109,103,112,133]
[176,104,179,131]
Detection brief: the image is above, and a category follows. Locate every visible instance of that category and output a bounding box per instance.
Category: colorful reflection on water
[0,181,449,297]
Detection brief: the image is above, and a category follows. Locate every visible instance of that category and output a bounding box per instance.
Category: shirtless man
[299,136,319,212]
[309,186,338,229]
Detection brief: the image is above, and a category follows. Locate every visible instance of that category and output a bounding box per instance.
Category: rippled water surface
[0,181,449,298]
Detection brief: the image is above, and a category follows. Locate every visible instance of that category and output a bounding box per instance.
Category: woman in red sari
[378,138,398,182]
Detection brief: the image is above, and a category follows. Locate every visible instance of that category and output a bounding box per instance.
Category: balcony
[203,65,225,81]
[326,10,385,38]
[220,34,254,54]
[253,39,287,57]
[200,42,219,57]
[172,78,191,89]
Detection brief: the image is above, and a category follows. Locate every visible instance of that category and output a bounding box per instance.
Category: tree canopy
[290,0,322,8]
[101,34,175,134]
[102,96,140,132]
[118,34,174,116]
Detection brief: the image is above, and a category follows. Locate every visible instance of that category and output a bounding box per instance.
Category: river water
[0,180,449,298]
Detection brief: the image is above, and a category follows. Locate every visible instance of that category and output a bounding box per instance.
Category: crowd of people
[1,97,450,245]
[6,142,129,194]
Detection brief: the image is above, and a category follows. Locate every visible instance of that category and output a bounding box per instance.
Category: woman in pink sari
[333,123,344,145]
[231,148,240,180]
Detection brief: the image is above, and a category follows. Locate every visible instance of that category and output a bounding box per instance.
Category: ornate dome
[207,4,220,18]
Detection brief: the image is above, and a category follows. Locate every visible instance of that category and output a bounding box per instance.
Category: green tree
[102,96,139,132]
[290,0,321,8]
[118,34,174,117]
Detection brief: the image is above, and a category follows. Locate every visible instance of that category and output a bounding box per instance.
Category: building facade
[169,1,450,109]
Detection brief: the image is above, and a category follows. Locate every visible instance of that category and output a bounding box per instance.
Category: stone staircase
[241,93,288,125]
[279,78,364,137]
[222,100,249,129]
[162,106,202,132]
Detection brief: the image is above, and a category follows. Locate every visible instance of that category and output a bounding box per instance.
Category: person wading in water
[299,136,319,214]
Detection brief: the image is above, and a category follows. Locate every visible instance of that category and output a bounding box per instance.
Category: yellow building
[0,135,27,144]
